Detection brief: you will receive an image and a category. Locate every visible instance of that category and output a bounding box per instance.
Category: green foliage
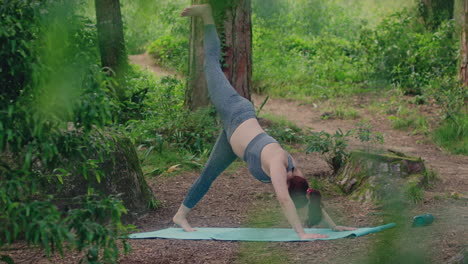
[305,129,353,172]
[252,0,459,120]
[426,77,467,120]
[433,114,468,155]
[355,121,385,151]
[404,182,424,204]
[0,167,131,263]
[333,106,360,120]
[120,0,189,54]
[388,106,430,135]
[0,1,135,262]
[0,0,39,104]
[260,113,304,145]
[362,11,457,95]
[147,35,188,74]
[417,0,454,30]
[306,123,385,171]
[423,169,439,183]
[125,75,218,155]
[66,194,132,263]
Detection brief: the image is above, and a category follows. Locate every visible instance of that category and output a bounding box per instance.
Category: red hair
[288,176,309,208]
[288,176,323,227]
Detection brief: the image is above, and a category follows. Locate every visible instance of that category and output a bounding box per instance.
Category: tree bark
[460,0,468,85]
[95,0,128,99]
[222,0,252,101]
[185,0,252,110]
[185,0,211,111]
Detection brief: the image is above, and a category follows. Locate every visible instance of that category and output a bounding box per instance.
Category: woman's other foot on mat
[180,4,213,24]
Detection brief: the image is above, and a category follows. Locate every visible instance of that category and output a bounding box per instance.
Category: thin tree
[459,0,468,85]
[95,0,128,100]
[185,0,252,110]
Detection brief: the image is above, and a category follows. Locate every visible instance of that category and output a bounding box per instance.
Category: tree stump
[334,150,427,203]
[56,133,155,222]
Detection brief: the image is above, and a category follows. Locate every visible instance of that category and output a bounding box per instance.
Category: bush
[0,1,134,262]
[125,75,218,155]
[361,10,457,95]
[305,129,353,172]
[0,0,41,104]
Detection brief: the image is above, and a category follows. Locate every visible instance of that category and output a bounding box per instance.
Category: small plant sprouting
[305,128,353,173]
[355,121,385,152]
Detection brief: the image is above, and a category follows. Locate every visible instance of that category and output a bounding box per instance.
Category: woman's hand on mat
[298,232,328,240]
[332,226,357,232]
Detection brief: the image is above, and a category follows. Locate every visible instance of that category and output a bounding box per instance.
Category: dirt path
[119,54,467,264]
[129,53,181,78]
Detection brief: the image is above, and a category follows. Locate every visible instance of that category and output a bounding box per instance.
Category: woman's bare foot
[173,213,196,232]
[180,4,211,17]
[173,205,197,232]
[180,4,214,24]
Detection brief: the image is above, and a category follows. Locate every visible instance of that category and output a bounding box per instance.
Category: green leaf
[0,255,15,264]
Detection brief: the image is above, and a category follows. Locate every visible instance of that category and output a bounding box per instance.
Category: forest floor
[5,54,466,263]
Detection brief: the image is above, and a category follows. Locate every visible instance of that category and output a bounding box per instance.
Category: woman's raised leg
[181,4,242,127]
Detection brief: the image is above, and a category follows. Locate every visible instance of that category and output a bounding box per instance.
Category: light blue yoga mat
[128,223,396,241]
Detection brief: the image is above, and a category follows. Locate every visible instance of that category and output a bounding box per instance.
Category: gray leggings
[183,25,256,209]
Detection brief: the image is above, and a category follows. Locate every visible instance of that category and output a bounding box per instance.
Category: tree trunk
[460,0,468,85]
[185,0,252,110]
[95,0,128,99]
[222,0,252,101]
[54,133,155,223]
[419,0,455,30]
[185,0,211,111]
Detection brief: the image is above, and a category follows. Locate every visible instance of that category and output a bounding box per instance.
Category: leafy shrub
[305,129,353,172]
[426,77,467,120]
[125,76,218,154]
[253,8,368,98]
[0,180,131,263]
[361,11,457,95]
[0,0,40,104]
[0,1,134,262]
[355,122,385,151]
[306,123,385,172]
[147,35,188,74]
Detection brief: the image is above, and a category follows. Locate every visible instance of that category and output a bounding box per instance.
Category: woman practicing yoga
[173,4,356,239]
